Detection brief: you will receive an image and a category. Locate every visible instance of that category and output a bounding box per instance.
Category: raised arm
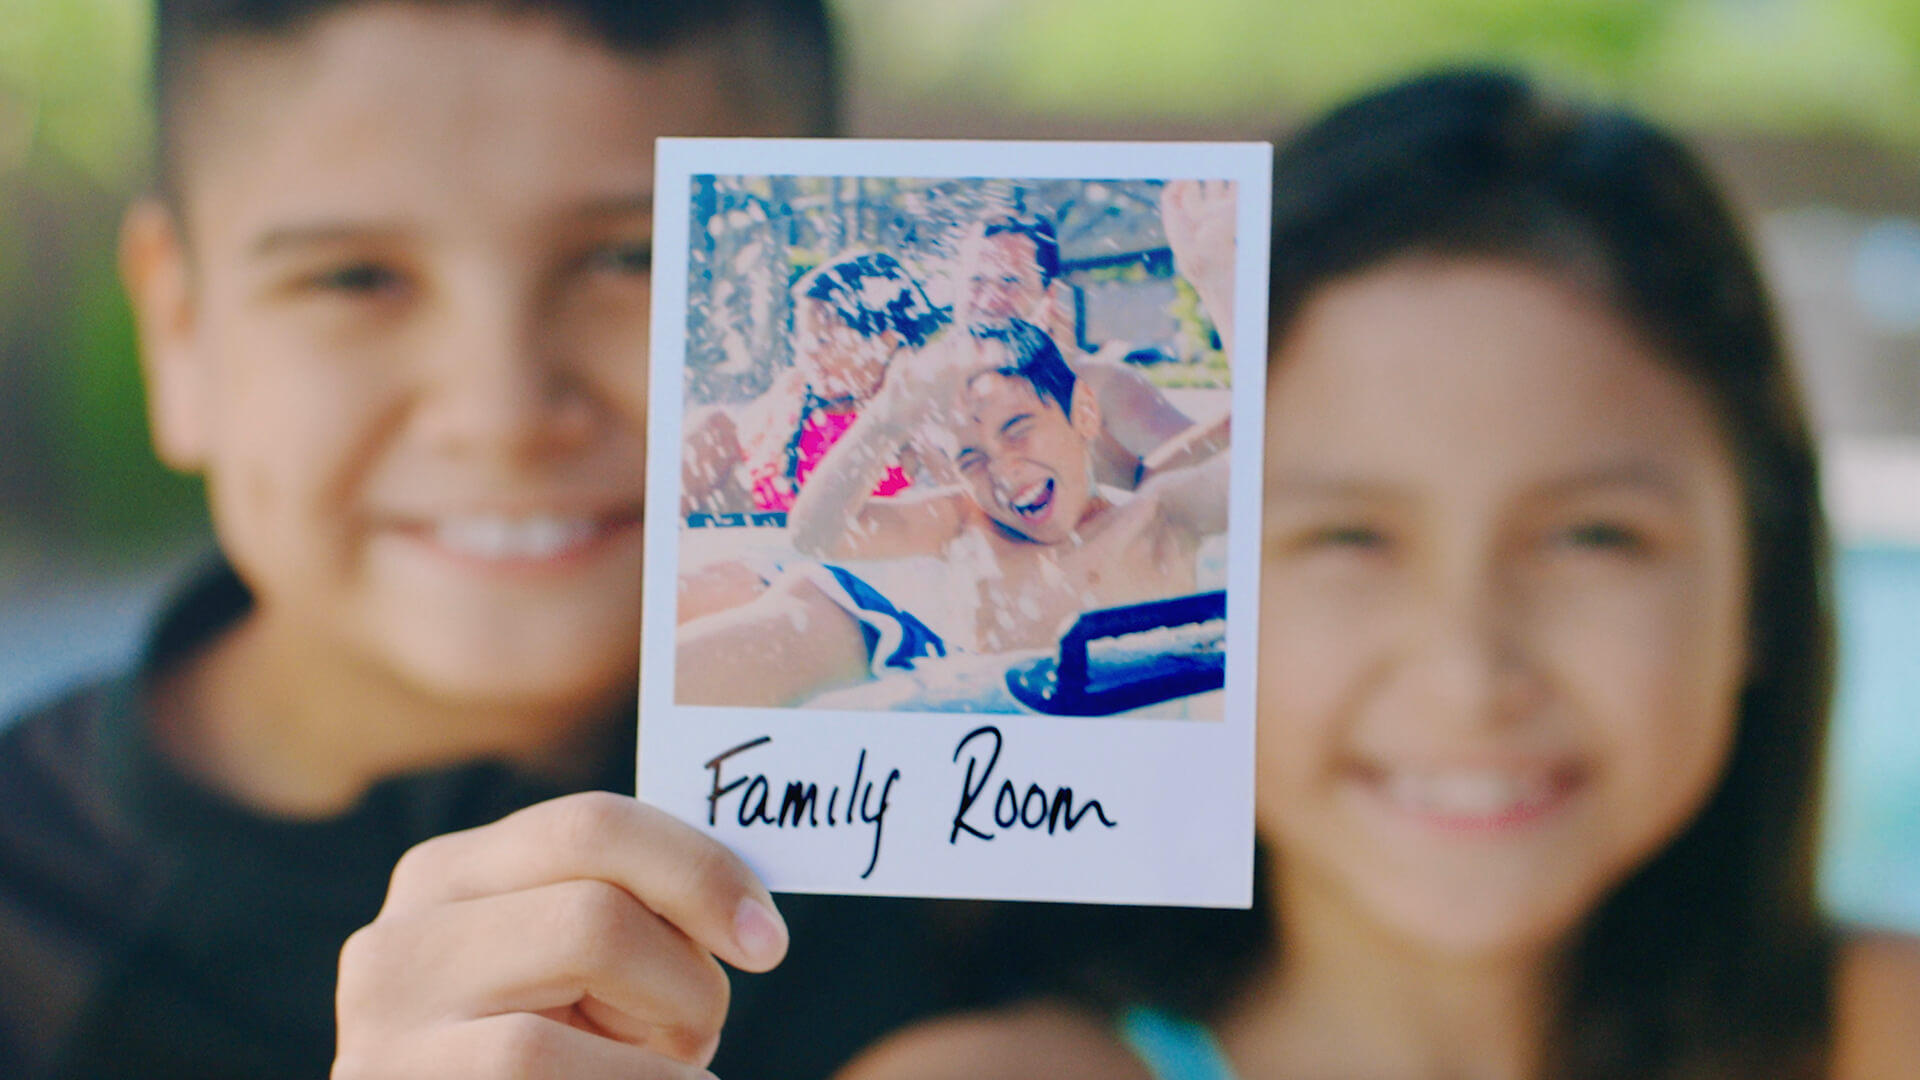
[1137,432,1231,541]
[1136,408,1229,486]
[788,341,973,561]
[1161,179,1238,358]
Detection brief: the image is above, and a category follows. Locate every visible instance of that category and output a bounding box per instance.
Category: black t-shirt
[0,564,980,1079]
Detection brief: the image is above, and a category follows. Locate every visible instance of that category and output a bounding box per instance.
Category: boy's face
[127,7,780,708]
[950,349,1102,544]
[958,230,1049,328]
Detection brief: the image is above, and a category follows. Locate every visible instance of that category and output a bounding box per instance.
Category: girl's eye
[312,262,404,296]
[957,454,986,473]
[590,241,653,277]
[1556,521,1647,554]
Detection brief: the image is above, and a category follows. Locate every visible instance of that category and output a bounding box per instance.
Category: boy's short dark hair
[981,215,1060,285]
[969,319,1076,418]
[152,0,839,202]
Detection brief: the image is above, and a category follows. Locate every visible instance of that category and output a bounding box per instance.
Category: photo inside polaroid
[670,176,1236,718]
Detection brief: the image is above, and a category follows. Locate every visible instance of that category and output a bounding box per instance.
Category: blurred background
[2,0,1915,928]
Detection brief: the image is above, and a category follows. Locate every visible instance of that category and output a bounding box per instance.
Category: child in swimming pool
[673,317,1231,706]
[832,69,1920,1080]
[681,250,947,516]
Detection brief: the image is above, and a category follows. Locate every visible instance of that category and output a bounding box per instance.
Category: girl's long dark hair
[950,69,1836,1080]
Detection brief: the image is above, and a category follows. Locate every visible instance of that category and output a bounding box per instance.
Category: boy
[0,3,972,1078]
[954,210,1220,489]
[674,319,1229,707]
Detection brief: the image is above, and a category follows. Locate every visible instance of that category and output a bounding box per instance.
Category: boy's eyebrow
[999,412,1034,437]
[571,193,654,218]
[250,222,412,259]
[247,195,656,259]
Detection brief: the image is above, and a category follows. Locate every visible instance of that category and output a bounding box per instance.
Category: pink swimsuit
[749,406,910,512]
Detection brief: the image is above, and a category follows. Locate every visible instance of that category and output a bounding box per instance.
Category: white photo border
[641,139,1271,907]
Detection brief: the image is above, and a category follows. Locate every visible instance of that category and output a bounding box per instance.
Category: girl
[837,69,1920,1080]
[681,250,948,515]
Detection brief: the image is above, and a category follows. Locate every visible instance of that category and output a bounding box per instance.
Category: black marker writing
[950,724,1117,844]
[704,736,900,879]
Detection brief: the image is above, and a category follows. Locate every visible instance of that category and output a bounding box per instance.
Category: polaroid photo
[640,139,1270,906]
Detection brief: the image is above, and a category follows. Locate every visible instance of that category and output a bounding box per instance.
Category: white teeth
[1009,480,1048,512]
[432,514,599,560]
[1381,769,1553,817]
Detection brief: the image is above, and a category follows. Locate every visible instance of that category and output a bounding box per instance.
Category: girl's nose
[1392,577,1537,737]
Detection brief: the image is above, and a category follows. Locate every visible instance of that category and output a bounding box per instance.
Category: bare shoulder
[1832,931,1920,1079]
[835,1002,1149,1080]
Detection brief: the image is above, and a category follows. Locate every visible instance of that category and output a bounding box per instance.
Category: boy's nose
[421,300,593,461]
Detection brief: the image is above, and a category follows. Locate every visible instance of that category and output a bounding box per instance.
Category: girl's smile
[1258,254,1750,955]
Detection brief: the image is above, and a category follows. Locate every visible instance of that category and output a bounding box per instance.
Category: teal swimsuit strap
[1118,1006,1238,1080]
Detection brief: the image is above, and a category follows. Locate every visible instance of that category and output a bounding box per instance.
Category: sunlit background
[2,0,1915,929]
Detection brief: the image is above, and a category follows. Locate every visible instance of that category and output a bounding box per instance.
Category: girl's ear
[120,198,209,471]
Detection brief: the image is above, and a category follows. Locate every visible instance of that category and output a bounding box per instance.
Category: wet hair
[776,252,946,489]
[151,0,838,203]
[954,69,1835,1080]
[969,319,1077,418]
[793,251,949,349]
[979,216,1061,286]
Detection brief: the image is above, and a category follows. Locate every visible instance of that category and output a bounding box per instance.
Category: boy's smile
[128,6,775,722]
[953,367,1102,545]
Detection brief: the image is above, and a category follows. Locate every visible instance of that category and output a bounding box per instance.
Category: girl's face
[794,297,896,401]
[1257,257,1751,957]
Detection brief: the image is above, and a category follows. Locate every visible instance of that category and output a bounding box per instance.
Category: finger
[379,792,787,972]
[341,879,730,1060]
[335,1012,717,1080]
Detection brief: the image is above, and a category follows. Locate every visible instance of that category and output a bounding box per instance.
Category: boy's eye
[1314,524,1387,550]
[589,241,653,277]
[957,453,985,473]
[311,262,404,296]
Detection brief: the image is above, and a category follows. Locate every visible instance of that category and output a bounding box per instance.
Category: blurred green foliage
[2,0,149,189]
[843,0,1920,146]
[3,0,204,551]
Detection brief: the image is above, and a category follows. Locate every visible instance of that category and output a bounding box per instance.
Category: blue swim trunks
[806,564,949,676]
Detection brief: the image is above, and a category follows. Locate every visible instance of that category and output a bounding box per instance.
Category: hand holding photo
[641,140,1269,905]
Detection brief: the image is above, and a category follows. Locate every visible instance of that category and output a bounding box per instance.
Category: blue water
[1822,544,1920,932]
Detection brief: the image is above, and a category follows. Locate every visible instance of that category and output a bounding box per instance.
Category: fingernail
[733,897,788,968]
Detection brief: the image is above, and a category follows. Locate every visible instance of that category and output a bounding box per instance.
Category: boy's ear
[120,198,208,471]
[1070,380,1102,441]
